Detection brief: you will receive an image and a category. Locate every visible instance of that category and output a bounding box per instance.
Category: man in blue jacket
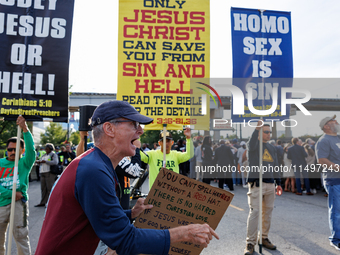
[288,137,313,195]
[36,100,218,255]
[244,121,282,255]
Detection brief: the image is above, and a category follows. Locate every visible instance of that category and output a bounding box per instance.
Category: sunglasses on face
[114,120,140,130]
[263,131,272,134]
[7,148,16,152]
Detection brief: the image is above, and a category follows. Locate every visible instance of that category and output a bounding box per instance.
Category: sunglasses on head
[7,148,16,152]
[263,131,272,134]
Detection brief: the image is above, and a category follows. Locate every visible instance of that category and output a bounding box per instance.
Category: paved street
[200,183,337,255]
[6,179,337,255]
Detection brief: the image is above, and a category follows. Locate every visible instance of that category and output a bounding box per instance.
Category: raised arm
[76,131,89,156]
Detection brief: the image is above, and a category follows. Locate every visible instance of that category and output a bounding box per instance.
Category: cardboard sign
[134,168,234,255]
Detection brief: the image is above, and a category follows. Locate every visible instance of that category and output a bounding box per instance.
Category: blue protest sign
[231,7,293,122]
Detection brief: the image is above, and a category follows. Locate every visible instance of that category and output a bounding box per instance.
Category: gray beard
[330,123,340,134]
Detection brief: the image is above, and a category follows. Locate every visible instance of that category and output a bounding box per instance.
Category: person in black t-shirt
[58,143,76,168]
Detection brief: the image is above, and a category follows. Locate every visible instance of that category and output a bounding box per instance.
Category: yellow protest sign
[118,0,210,130]
[143,122,183,130]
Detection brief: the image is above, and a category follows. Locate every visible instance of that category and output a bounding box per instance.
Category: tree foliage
[70,131,80,146]
[170,130,185,142]
[0,120,33,148]
[40,123,67,146]
[140,130,160,147]
[0,121,18,148]
[140,129,185,148]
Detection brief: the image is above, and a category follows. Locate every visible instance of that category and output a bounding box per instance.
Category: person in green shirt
[0,116,36,255]
[140,127,193,189]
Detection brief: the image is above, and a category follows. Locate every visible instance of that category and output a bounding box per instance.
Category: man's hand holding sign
[132,196,218,248]
[169,223,219,248]
[135,168,233,255]
[131,198,153,219]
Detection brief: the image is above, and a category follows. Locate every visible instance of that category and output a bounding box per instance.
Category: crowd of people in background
[122,131,329,199]
[33,142,76,207]
[185,136,327,197]
[20,127,319,200]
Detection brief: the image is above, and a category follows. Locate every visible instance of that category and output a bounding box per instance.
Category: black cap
[90,100,153,127]
[159,131,173,141]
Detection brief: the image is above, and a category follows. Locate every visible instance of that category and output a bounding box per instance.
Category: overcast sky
[68,0,340,138]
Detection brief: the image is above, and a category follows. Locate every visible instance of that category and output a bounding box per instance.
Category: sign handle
[7,125,22,255]
[258,118,263,254]
[84,135,88,152]
[163,124,167,167]
[8,7,30,252]
[258,9,265,254]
